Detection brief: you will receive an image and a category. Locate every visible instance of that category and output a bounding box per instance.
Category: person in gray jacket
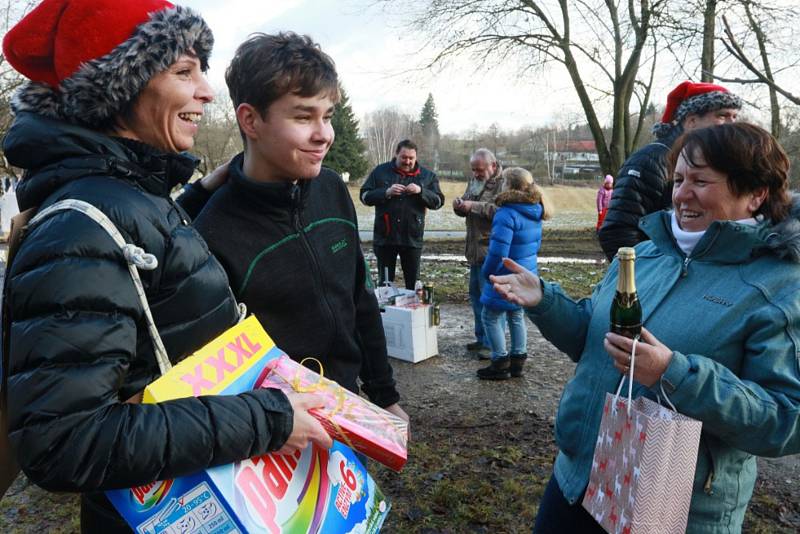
[453,148,504,355]
[492,123,800,533]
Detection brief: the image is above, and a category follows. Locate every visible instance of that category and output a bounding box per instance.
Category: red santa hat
[3,0,213,129]
[660,81,741,125]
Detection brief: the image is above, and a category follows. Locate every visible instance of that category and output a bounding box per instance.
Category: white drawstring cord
[31,200,174,374]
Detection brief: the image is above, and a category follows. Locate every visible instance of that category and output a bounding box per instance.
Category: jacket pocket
[689,435,728,525]
[409,214,425,238]
[553,383,584,456]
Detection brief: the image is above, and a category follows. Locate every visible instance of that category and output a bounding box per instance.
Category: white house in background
[546,140,601,178]
[341,172,350,183]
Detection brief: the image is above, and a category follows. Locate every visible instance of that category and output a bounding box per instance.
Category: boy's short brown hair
[225,32,340,117]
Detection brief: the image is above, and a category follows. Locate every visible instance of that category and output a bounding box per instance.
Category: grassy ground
[350,180,600,232]
[372,408,555,533]
[378,227,608,305]
[407,259,606,305]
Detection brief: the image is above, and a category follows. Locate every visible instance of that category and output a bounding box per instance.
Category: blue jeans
[469,264,487,345]
[481,306,527,360]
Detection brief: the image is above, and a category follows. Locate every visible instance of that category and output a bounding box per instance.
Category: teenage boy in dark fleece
[194,32,408,423]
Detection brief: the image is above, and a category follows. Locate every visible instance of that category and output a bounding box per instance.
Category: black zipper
[701,437,716,495]
[290,184,338,357]
[166,196,190,226]
[680,227,722,277]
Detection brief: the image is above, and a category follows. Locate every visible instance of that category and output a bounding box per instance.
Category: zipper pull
[681,257,690,277]
[289,183,302,228]
[290,183,300,204]
[703,471,715,495]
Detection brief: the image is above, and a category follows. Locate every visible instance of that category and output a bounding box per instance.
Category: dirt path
[1,234,798,532]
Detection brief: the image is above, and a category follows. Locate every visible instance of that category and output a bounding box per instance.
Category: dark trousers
[81,493,133,533]
[533,474,605,533]
[374,245,422,290]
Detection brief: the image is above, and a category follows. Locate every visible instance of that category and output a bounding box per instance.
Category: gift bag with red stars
[582,375,702,533]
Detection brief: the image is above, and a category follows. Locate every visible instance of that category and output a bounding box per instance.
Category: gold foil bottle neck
[617,247,636,261]
[616,249,636,295]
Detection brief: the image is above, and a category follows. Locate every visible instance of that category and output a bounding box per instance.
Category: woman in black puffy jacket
[1,0,329,531]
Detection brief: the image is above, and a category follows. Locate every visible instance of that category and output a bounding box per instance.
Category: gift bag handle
[613,335,639,417]
[613,335,677,416]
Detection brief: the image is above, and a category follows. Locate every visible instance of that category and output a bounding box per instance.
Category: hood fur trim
[496,188,541,207]
[764,193,800,263]
[10,6,212,130]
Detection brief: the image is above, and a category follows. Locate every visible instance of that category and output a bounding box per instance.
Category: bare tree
[0,0,36,178]
[362,107,417,166]
[700,0,717,82]
[649,0,734,88]
[382,0,667,175]
[192,91,242,175]
[715,2,800,139]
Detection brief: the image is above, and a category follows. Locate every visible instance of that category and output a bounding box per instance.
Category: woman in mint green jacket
[492,123,800,533]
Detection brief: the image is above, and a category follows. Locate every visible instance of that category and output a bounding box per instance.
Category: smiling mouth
[178,112,202,124]
[680,210,701,218]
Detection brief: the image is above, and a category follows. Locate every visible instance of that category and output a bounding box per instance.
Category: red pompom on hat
[3,0,213,129]
[660,81,741,124]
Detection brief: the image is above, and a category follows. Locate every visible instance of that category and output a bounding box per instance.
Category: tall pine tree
[418,93,440,170]
[325,86,370,180]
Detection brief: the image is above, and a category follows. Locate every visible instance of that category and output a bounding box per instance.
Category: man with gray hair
[453,148,504,357]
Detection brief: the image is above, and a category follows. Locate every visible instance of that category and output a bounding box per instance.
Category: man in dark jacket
[194,33,408,423]
[360,140,444,289]
[598,81,741,260]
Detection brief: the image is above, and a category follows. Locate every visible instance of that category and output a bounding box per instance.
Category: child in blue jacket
[478,167,550,379]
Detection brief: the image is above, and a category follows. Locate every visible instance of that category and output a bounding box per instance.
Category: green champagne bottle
[610,247,642,339]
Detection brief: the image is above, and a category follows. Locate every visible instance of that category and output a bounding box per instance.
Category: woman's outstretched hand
[278,393,333,454]
[490,258,543,307]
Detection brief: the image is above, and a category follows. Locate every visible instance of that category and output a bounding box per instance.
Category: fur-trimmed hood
[495,188,541,207]
[763,193,800,263]
[9,6,212,130]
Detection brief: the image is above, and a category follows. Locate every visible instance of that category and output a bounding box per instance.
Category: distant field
[348,180,597,231]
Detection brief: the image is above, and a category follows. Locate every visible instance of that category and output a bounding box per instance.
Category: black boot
[509,354,528,378]
[477,357,511,380]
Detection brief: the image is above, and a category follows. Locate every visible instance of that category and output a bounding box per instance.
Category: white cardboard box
[381,304,438,363]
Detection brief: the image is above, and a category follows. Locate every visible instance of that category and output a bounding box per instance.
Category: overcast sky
[183,0,795,136]
[184,0,588,135]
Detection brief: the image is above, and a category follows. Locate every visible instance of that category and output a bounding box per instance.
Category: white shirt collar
[669,211,759,256]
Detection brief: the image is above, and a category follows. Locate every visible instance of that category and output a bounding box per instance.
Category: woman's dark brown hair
[667,122,792,222]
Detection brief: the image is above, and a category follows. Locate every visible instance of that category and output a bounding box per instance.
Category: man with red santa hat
[598,81,741,260]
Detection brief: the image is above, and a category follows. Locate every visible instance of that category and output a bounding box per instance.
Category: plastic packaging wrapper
[259,355,408,472]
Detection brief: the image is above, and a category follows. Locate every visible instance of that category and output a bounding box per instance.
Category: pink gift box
[259,355,408,471]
